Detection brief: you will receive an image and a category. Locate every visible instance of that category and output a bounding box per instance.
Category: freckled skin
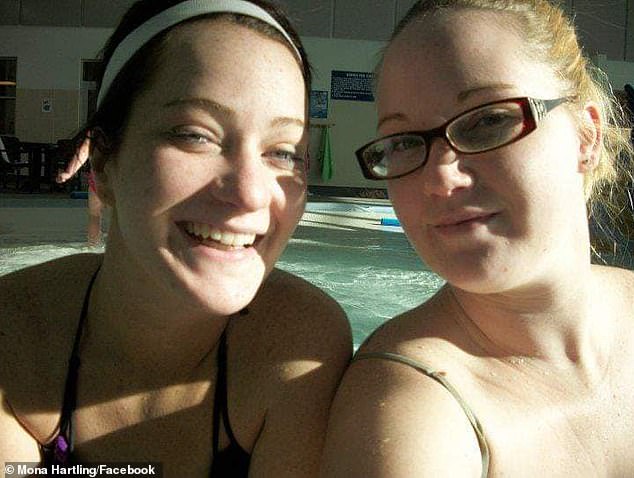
[0,19,351,478]
[379,12,587,294]
[321,9,634,478]
[100,20,309,317]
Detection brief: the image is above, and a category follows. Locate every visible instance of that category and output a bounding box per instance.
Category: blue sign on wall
[310,90,329,119]
[330,70,375,102]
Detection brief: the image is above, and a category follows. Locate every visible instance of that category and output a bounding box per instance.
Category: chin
[421,245,517,294]
[198,283,261,317]
[176,265,265,317]
[442,255,543,295]
[446,275,512,295]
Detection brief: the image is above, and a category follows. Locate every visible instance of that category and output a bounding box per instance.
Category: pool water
[279,224,444,347]
[0,196,445,348]
[4,196,631,347]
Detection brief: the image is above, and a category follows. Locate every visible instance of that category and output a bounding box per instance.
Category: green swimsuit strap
[353,351,490,478]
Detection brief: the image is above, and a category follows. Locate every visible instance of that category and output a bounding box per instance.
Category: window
[0,57,17,135]
[80,59,102,123]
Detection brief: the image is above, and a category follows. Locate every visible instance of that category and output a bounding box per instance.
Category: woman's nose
[420,138,473,197]
[212,144,272,211]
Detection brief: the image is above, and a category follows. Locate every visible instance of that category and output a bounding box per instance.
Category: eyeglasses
[356,96,572,180]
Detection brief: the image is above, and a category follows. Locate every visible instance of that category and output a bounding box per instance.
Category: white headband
[97,0,302,107]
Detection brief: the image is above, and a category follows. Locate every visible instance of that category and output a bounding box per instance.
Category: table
[19,141,58,192]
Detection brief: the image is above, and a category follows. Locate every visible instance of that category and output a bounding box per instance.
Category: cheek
[106,157,179,235]
[127,150,200,204]
[274,173,307,227]
[506,131,583,208]
[387,179,417,216]
[387,178,427,240]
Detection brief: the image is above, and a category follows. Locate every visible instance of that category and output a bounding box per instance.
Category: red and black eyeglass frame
[355,96,573,180]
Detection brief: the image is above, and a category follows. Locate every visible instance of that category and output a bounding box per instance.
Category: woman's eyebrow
[162,97,235,117]
[377,112,408,130]
[377,83,518,129]
[270,116,305,129]
[456,83,516,103]
[162,97,304,129]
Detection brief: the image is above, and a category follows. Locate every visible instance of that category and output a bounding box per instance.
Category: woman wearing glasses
[321,1,634,476]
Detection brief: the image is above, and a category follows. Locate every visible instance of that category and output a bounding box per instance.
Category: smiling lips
[184,221,257,247]
[432,211,498,229]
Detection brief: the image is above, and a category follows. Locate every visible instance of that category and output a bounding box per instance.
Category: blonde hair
[388,0,634,263]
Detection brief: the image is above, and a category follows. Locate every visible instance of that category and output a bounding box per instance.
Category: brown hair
[385,0,634,264]
[76,0,311,158]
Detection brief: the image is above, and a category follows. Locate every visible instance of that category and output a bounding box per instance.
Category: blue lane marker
[380,217,400,227]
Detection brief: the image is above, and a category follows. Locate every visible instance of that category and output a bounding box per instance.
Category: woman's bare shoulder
[234,264,352,397]
[1,253,102,338]
[322,335,483,478]
[591,264,634,307]
[0,254,102,440]
[358,286,460,356]
[1,253,102,301]
[253,267,351,344]
[231,267,351,380]
[229,269,353,477]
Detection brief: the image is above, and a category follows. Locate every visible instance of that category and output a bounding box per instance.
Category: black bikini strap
[58,266,101,444]
[212,328,228,453]
[213,327,242,449]
[212,308,248,454]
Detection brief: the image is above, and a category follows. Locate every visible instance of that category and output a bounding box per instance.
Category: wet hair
[382,0,634,264]
[77,0,311,158]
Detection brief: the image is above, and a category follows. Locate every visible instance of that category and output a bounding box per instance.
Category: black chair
[0,135,29,191]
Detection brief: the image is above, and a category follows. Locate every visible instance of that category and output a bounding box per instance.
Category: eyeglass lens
[363,100,527,179]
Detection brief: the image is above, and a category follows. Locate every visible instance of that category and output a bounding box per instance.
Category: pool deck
[0,192,402,242]
[3,192,631,268]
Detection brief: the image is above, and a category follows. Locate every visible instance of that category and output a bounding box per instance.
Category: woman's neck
[82,248,230,380]
[447,262,615,386]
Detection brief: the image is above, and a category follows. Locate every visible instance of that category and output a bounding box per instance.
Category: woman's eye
[267,149,305,171]
[172,132,208,143]
[167,128,218,150]
[464,108,520,133]
[473,113,510,129]
[392,136,424,152]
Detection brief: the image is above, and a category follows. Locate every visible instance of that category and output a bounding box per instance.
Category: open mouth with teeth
[184,222,257,248]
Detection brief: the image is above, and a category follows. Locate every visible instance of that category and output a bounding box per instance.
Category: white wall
[0,26,110,89]
[2,24,633,187]
[594,54,634,90]
[0,26,111,142]
[303,36,386,188]
[0,25,388,188]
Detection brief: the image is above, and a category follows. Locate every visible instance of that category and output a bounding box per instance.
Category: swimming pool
[0,195,444,348]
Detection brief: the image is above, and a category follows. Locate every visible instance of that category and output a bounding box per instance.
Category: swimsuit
[37,267,251,477]
[353,352,490,478]
[210,317,251,476]
[87,170,96,193]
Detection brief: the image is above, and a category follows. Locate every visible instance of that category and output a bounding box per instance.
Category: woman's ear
[578,102,601,172]
[90,152,115,207]
[89,129,116,207]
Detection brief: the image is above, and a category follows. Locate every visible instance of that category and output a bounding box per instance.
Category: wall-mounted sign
[309,90,329,119]
[330,70,374,102]
[42,98,52,113]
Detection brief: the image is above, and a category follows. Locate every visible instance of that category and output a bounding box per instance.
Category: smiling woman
[0,2,351,477]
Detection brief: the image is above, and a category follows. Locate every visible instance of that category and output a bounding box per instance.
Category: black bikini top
[38,266,251,477]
